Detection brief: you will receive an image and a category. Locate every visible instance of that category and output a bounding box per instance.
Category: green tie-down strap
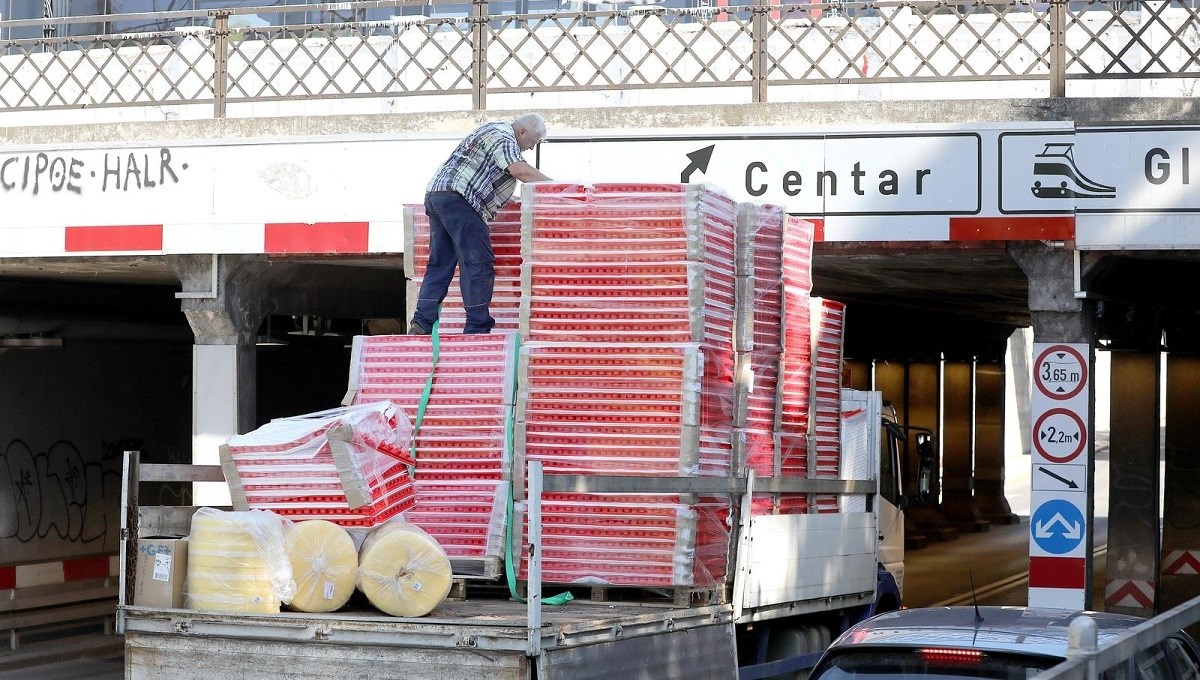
[409,317,441,468]
[504,333,573,606]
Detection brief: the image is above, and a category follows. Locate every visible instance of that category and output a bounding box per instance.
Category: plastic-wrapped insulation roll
[286,520,357,613]
[186,509,290,614]
[357,521,453,617]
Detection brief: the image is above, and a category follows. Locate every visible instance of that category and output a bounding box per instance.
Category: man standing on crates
[408,113,552,336]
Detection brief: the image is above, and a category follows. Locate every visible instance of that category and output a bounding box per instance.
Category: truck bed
[120,599,736,680]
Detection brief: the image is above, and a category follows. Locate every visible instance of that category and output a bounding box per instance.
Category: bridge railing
[0,0,1196,116]
[1033,594,1200,680]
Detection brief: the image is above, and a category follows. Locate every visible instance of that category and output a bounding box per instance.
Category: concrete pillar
[942,361,986,532]
[874,360,929,550]
[170,255,268,506]
[1104,350,1160,617]
[843,358,871,391]
[1010,328,1033,458]
[1162,353,1200,613]
[975,360,1019,525]
[874,360,908,480]
[1010,242,1096,609]
[907,360,958,541]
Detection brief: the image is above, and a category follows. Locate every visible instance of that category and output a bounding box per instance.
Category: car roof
[827,606,1147,660]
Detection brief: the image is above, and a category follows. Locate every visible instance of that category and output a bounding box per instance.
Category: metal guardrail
[0,0,1197,116]
[1034,594,1200,680]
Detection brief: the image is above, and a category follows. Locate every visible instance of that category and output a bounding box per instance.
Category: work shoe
[407,321,431,335]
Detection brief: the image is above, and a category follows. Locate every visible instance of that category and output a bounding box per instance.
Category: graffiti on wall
[0,438,134,545]
[0,148,187,196]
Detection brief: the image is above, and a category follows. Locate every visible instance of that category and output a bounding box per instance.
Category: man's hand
[507,160,552,183]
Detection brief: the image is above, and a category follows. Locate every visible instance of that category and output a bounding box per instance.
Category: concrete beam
[1,98,1198,148]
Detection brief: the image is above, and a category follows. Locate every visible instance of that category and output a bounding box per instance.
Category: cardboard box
[134,536,188,608]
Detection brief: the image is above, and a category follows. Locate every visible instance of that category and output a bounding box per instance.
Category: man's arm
[507,160,551,183]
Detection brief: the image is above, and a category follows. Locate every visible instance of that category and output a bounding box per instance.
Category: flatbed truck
[116,389,910,680]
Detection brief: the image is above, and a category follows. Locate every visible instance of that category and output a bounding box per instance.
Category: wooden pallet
[450,556,503,580]
[516,581,727,607]
[446,578,511,601]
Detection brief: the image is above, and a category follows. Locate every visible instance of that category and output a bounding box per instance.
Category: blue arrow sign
[1031,499,1085,555]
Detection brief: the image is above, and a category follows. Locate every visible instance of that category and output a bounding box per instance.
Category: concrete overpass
[0,0,1198,640]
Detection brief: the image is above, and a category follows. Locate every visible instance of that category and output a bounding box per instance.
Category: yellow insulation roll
[357,522,452,617]
[185,509,291,614]
[286,520,357,613]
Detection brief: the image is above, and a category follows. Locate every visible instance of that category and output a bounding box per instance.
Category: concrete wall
[0,339,191,565]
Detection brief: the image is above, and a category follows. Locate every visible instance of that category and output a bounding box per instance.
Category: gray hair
[513,112,547,143]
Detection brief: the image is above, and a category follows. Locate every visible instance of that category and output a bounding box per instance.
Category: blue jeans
[411,192,496,334]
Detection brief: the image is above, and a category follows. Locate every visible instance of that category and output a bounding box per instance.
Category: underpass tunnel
[839,304,1024,551]
[0,256,406,572]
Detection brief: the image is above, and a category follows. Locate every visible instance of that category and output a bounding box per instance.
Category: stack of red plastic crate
[220,402,416,527]
[734,203,786,515]
[810,298,847,513]
[515,182,737,588]
[774,217,849,514]
[404,202,522,334]
[345,333,517,574]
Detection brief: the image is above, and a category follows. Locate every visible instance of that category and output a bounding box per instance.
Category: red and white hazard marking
[1104,579,1156,609]
[1162,549,1200,575]
[1,221,404,257]
[0,554,119,590]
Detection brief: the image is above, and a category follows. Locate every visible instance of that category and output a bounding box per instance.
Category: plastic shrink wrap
[357,521,453,617]
[220,402,415,527]
[733,204,788,514]
[345,333,516,571]
[404,202,522,334]
[512,183,740,588]
[185,508,294,614]
[519,182,738,350]
[513,495,730,588]
[285,519,358,612]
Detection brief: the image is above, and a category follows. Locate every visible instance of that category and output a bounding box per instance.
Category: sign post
[1029,343,1091,609]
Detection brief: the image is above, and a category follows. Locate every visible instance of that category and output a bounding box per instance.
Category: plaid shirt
[427,122,526,222]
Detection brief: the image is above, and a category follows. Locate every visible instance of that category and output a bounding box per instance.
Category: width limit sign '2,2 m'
[1029,342,1091,610]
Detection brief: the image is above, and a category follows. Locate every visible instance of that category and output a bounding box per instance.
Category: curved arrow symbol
[681,145,715,183]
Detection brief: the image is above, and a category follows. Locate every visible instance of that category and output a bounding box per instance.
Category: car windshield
[812,648,1062,680]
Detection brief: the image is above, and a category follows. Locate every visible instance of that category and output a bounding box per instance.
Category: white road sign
[1034,344,1088,401]
[538,132,983,216]
[1033,463,1086,492]
[1033,408,1088,464]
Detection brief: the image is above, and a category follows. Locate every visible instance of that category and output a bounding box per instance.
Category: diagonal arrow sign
[680,145,715,183]
[1038,466,1079,489]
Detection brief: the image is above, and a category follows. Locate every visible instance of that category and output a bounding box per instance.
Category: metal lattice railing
[1067,0,1200,77]
[0,0,1196,116]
